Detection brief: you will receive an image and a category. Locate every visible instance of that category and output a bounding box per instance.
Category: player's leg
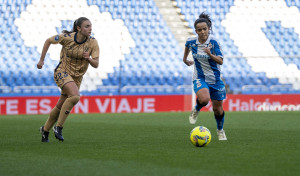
[212,100,225,130]
[189,79,210,124]
[210,81,227,140]
[53,81,80,141]
[43,94,68,131]
[40,94,67,142]
[195,88,210,110]
[212,100,227,140]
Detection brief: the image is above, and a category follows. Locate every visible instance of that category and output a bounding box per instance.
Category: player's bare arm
[83,52,99,68]
[37,38,51,69]
[203,47,223,65]
[183,46,194,66]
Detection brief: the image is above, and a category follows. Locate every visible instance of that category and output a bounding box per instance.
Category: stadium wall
[1,94,300,115]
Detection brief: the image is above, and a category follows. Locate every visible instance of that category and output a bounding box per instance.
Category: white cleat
[217,129,227,140]
[189,107,199,124]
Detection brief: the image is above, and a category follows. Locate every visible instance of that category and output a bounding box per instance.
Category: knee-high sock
[56,96,80,127]
[44,106,60,131]
[214,111,225,130]
[195,98,204,111]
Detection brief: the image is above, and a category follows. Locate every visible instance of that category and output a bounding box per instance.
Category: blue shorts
[193,79,226,100]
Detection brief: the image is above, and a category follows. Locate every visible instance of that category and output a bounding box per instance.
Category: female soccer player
[37,17,100,142]
[183,12,227,140]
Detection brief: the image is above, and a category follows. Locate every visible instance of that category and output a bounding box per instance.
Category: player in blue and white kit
[183,12,227,140]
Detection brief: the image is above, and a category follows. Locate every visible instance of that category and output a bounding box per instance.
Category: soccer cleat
[40,126,49,142]
[53,126,64,142]
[189,107,199,124]
[217,129,227,141]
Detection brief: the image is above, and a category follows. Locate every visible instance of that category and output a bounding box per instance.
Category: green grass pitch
[0,111,299,176]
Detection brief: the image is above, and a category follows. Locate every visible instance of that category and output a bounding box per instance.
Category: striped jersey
[185,35,223,84]
[49,32,99,77]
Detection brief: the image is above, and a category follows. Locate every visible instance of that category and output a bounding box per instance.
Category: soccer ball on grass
[190,126,211,147]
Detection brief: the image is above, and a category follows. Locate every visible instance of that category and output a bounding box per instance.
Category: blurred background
[0,0,300,113]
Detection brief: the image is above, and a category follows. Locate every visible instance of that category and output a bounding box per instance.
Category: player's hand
[83,52,90,62]
[37,60,44,69]
[184,60,194,66]
[203,47,211,55]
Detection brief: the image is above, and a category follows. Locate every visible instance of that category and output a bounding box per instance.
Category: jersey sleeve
[185,41,189,48]
[90,39,100,58]
[185,40,191,49]
[213,40,223,58]
[185,37,196,50]
[49,33,66,45]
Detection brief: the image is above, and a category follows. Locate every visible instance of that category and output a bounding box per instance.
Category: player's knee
[198,98,209,106]
[68,95,80,105]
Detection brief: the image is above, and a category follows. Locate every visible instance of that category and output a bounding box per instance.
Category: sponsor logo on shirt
[192,53,210,59]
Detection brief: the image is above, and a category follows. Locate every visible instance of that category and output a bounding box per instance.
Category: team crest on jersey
[192,44,196,47]
[207,43,213,49]
[54,35,59,41]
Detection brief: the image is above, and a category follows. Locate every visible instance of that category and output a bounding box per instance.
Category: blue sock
[195,99,204,111]
[214,111,225,130]
[195,104,202,111]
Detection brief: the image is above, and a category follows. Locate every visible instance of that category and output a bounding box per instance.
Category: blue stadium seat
[0,0,299,95]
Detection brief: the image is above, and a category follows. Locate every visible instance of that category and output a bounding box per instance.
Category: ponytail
[194,12,213,33]
[62,17,89,34]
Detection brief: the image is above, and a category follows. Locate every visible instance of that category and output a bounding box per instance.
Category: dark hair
[194,12,212,32]
[62,17,90,34]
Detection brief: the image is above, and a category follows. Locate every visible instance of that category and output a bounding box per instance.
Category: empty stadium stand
[175,0,300,94]
[0,0,300,95]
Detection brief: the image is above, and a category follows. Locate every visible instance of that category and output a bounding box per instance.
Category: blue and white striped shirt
[185,36,223,84]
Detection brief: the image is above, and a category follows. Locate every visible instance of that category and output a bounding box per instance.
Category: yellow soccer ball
[190,126,211,147]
